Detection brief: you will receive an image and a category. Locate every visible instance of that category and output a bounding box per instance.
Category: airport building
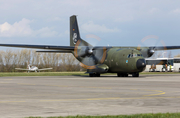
[145,57,180,72]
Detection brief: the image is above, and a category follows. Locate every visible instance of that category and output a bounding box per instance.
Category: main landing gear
[132,73,139,77]
[89,73,139,77]
[89,73,100,77]
[117,73,128,77]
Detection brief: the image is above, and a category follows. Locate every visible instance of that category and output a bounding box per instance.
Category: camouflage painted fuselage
[73,47,146,74]
[103,48,145,73]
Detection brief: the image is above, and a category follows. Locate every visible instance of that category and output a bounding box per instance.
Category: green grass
[26,113,180,118]
[0,72,179,77]
[0,72,88,77]
[140,72,180,74]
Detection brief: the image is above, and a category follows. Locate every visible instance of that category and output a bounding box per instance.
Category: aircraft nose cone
[136,59,146,70]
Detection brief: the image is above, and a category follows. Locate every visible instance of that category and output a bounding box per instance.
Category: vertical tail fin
[27,62,30,69]
[70,15,91,46]
[28,65,30,70]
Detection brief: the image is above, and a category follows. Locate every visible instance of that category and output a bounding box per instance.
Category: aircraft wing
[149,46,180,51]
[104,46,180,51]
[1,44,180,51]
[15,68,33,71]
[0,44,75,51]
[0,44,112,50]
[38,68,53,71]
[36,50,72,53]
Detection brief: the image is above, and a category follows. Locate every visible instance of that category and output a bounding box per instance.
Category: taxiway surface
[0,74,180,117]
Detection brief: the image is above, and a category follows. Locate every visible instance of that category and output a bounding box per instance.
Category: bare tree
[0,49,82,72]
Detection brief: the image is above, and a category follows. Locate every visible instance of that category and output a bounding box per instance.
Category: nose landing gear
[132,73,139,77]
[117,73,139,77]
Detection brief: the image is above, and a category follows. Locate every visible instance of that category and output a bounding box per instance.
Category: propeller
[138,35,167,58]
[77,46,93,57]
[76,46,106,66]
[74,36,106,68]
[149,49,155,56]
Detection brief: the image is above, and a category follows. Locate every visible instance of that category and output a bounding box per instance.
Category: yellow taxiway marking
[1,96,180,104]
[1,82,165,93]
[40,96,180,102]
[144,90,165,96]
[1,82,165,97]
[130,89,166,97]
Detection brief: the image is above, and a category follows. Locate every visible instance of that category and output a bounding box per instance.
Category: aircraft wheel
[89,73,100,77]
[132,73,139,77]
[117,73,120,77]
[89,73,94,77]
[117,73,128,77]
[117,73,122,77]
[95,73,100,77]
[124,74,128,77]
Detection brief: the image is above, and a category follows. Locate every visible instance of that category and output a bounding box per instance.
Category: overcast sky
[0,0,180,56]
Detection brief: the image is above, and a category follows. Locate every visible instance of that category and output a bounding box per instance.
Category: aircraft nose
[136,59,146,70]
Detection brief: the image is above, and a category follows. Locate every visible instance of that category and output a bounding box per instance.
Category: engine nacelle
[140,49,155,58]
[87,64,109,73]
[77,46,93,57]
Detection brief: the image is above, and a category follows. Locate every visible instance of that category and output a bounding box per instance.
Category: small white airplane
[15,64,52,72]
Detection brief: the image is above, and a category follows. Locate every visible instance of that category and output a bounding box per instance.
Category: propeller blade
[81,56,96,66]
[92,55,99,64]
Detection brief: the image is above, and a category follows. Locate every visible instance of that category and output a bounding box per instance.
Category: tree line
[0,49,84,72]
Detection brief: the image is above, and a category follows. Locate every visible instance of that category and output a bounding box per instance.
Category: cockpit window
[128,54,142,58]
[127,54,133,58]
[133,54,137,57]
[138,54,142,57]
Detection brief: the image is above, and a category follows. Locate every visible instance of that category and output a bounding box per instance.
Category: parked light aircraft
[1,15,180,77]
[15,64,52,72]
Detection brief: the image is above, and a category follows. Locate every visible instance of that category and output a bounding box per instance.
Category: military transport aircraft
[0,15,180,77]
